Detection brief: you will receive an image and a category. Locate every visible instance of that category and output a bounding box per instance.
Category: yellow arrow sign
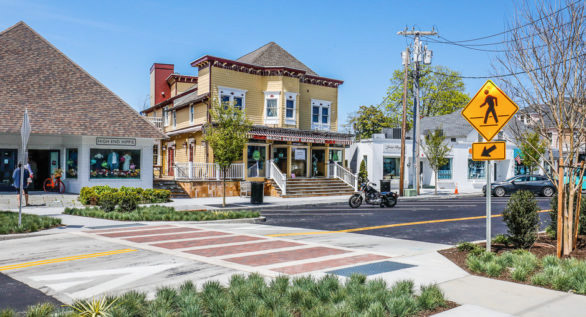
[461,80,519,141]
[472,141,506,161]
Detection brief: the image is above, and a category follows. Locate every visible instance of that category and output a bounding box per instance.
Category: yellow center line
[267,210,552,237]
[0,249,137,271]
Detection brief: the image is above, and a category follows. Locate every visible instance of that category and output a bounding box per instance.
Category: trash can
[380,179,391,192]
[250,181,264,204]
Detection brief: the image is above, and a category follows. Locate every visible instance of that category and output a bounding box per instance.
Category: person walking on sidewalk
[12,162,30,206]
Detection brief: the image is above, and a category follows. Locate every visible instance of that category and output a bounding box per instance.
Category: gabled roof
[236,42,318,76]
[0,22,166,139]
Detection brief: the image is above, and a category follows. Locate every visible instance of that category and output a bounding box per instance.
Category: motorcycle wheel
[349,195,362,208]
[384,196,397,208]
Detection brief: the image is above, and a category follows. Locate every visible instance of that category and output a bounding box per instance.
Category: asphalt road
[260,196,553,245]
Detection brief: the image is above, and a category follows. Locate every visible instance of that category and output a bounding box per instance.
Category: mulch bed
[418,301,459,316]
[439,234,586,288]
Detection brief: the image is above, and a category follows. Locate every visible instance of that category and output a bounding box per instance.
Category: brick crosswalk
[84,225,390,275]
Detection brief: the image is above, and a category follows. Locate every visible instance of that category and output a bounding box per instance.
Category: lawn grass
[0,211,62,234]
[0,274,450,316]
[63,205,260,222]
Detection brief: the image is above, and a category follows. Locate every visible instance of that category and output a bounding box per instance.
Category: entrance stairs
[269,178,355,198]
[153,179,190,198]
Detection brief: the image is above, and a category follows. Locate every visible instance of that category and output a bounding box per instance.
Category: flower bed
[0,211,62,234]
[64,205,260,222]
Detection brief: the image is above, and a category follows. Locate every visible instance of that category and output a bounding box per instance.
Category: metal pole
[486,160,492,252]
[399,48,409,196]
[414,55,421,195]
[19,162,23,227]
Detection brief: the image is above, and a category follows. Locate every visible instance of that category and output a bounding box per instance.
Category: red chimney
[149,63,174,106]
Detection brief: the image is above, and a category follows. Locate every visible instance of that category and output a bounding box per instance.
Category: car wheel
[494,187,506,197]
[542,186,554,197]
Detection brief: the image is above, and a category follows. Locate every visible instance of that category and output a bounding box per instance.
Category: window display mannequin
[122,152,132,171]
[107,151,119,170]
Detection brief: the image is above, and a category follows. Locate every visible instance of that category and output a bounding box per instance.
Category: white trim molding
[218,86,247,110]
[311,99,331,131]
[264,91,281,125]
[284,92,298,125]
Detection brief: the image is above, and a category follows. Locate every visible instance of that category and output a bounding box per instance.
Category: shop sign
[294,148,306,160]
[96,137,136,146]
[383,144,401,153]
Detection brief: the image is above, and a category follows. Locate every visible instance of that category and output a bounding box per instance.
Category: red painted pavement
[151,235,264,250]
[272,254,390,274]
[225,247,349,266]
[185,240,302,257]
[124,230,228,243]
[86,225,174,234]
[98,227,197,238]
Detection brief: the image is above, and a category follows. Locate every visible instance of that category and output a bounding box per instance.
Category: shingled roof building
[0,22,165,193]
[142,42,355,197]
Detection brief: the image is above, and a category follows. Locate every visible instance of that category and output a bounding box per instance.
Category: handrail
[330,162,358,190]
[174,162,244,180]
[269,161,287,195]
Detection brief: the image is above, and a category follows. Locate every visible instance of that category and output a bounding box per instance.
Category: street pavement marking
[0,249,137,271]
[266,210,552,237]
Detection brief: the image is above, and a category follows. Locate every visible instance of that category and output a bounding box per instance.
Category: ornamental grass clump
[502,190,540,248]
[0,211,61,234]
[64,206,260,222]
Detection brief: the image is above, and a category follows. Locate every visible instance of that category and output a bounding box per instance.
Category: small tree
[517,131,547,174]
[502,190,540,248]
[358,160,368,184]
[421,129,452,195]
[204,99,252,207]
[345,105,393,140]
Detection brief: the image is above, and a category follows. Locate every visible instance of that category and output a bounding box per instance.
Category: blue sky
[0,0,519,127]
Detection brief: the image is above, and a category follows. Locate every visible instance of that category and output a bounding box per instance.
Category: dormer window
[218,86,246,110]
[285,92,297,125]
[264,91,280,125]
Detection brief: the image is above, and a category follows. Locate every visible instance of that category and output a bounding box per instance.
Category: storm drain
[326,261,416,277]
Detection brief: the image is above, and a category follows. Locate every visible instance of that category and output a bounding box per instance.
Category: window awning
[247,126,353,145]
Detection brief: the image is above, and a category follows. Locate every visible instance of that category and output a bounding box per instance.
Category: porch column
[306,145,311,177]
[286,146,292,178]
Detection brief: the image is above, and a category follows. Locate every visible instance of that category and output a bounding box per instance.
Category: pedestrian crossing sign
[471,141,506,161]
[461,80,519,141]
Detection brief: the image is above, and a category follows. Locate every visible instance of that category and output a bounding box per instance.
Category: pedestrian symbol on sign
[479,89,498,124]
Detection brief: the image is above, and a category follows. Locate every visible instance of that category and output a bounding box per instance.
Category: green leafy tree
[383,65,469,129]
[421,128,452,195]
[517,131,547,174]
[358,160,368,184]
[204,99,252,207]
[345,105,393,140]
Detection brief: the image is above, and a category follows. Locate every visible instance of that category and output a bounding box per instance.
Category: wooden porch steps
[269,178,355,198]
[153,179,190,198]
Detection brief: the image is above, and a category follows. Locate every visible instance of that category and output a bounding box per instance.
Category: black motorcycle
[349,180,398,208]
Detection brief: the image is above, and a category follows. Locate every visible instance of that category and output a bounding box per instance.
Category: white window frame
[172,110,176,128]
[264,91,281,125]
[190,105,194,123]
[311,99,331,131]
[163,107,170,127]
[284,92,297,125]
[218,86,247,110]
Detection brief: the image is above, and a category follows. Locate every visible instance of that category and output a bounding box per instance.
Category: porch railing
[268,161,287,195]
[144,116,163,130]
[174,162,245,180]
[328,162,358,190]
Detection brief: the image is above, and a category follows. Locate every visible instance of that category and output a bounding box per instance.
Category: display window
[90,149,141,179]
[438,158,452,180]
[468,159,485,179]
[66,148,78,179]
[329,149,343,164]
[247,145,266,178]
[291,147,307,178]
[383,157,400,179]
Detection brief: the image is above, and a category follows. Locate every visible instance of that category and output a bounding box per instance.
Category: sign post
[461,80,518,252]
[19,109,31,227]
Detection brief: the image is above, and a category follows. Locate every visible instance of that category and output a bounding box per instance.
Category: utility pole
[399,48,409,196]
[397,28,436,195]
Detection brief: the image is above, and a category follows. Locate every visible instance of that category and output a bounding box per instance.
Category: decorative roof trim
[191,55,343,88]
[247,125,353,145]
[141,87,198,114]
[166,73,198,85]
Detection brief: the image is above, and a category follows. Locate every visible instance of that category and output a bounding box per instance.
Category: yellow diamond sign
[461,80,519,141]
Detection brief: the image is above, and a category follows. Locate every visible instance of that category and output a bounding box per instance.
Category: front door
[168,148,174,176]
[0,149,17,191]
[28,150,60,191]
[311,149,326,177]
[272,147,287,174]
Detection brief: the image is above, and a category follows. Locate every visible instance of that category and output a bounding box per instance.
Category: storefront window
[272,147,287,174]
[438,159,452,180]
[383,157,400,179]
[468,159,485,179]
[291,147,307,178]
[66,149,78,179]
[329,149,343,164]
[247,145,266,177]
[90,149,141,179]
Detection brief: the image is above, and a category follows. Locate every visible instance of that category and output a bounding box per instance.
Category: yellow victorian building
[142,42,355,197]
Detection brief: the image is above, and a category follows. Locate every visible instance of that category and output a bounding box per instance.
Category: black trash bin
[380,179,391,192]
[251,181,264,204]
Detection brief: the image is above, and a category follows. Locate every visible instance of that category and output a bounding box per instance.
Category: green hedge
[79,186,171,210]
[64,205,260,222]
[0,211,62,234]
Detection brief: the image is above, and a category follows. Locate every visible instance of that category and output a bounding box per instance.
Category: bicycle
[43,175,65,193]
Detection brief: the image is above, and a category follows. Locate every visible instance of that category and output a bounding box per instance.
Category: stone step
[281,193,354,198]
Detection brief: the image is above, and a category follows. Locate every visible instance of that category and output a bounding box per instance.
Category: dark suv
[483,175,556,197]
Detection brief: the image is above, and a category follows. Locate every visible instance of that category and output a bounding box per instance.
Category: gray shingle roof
[0,22,165,139]
[419,111,473,137]
[237,42,318,76]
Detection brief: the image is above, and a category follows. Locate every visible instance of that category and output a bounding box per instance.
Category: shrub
[502,190,540,248]
[493,234,510,247]
[417,284,446,311]
[0,211,61,234]
[548,191,586,238]
[79,187,99,205]
[118,192,139,212]
[153,189,171,203]
[99,192,118,212]
[80,186,171,206]
[359,160,368,183]
[456,241,484,255]
[0,309,15,317]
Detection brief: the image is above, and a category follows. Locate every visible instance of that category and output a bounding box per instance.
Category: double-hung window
[264,91,280,125]
[311,99,331,131]
[163,108,169,126]
[285,92,297,125]
[218,86,247,110]
[172,110,176,128]
[189,105,194,123]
